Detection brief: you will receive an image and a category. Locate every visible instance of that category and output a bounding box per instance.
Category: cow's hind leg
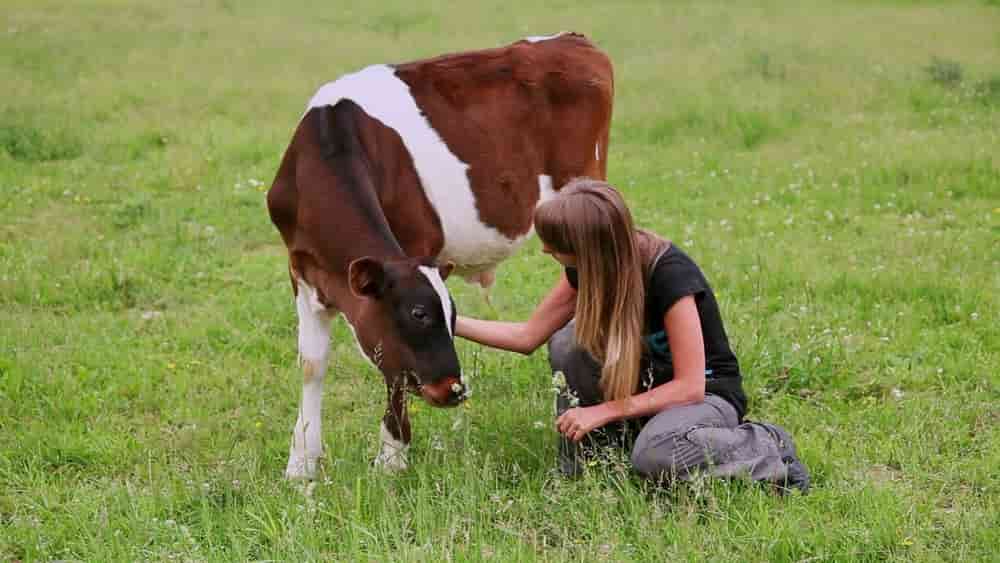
[285,281,331,480]
[374,380,411,472]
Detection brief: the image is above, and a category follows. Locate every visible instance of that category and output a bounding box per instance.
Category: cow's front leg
[374,379,410,472]
[285,282,331,480]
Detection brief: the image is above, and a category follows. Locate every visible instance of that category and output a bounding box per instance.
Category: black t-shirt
[565,244,747,419]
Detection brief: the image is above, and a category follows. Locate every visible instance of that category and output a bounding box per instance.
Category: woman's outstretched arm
[456,274,576,355]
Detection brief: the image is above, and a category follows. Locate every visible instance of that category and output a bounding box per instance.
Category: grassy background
[2,0,998,560]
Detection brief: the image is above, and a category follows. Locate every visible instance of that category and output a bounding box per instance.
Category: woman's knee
[547,325,604,404]
[546,322,576,372]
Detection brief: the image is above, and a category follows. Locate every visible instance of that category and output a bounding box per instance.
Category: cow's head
[348,256,466,407]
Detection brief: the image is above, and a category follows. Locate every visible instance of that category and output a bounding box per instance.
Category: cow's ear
[349,257,386,298]
[438,261,455,281]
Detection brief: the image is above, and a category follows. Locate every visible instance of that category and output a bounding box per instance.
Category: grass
[2,0,998,560]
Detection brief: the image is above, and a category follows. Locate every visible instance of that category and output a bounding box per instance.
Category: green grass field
[2,0,998,560]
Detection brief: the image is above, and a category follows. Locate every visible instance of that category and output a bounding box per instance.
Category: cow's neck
[316,103,409,265]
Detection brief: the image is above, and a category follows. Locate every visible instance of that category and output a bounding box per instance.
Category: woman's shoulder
[636,230,671,264]
[649,242,707,286]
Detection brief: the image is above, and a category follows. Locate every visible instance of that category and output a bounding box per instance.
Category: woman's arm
[557,295,706,441]
[455,274,576,355]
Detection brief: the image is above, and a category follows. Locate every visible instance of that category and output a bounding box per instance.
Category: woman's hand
[556,404,616,442]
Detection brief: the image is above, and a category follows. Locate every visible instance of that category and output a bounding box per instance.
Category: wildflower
[551,370,567,391]
[566,389,580,408]
[431,435,445,450]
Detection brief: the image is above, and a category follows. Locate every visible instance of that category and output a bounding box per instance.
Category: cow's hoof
[373,451,408,472]
[285,456,320,480]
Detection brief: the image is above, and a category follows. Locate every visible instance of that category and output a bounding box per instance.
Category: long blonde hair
[535,179,660,401]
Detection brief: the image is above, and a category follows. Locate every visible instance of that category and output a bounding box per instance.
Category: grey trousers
[548,322,791,484]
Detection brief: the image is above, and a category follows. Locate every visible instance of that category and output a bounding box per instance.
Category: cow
[267,31,613,479]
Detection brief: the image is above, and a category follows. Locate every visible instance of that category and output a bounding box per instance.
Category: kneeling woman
[455,179,809,492]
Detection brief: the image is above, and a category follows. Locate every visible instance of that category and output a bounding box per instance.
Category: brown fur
[395,32,613,239]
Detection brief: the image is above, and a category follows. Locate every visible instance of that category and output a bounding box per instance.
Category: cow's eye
[411,306,428,322]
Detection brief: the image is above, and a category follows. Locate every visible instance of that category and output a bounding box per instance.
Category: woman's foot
[759,423,811,494]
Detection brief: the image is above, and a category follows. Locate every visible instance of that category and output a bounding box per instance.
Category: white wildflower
[551,370,567,391]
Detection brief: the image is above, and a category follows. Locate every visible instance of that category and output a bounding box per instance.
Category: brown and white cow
[267,32,612,479]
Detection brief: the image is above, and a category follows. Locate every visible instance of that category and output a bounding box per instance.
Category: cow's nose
[420,376,465,407]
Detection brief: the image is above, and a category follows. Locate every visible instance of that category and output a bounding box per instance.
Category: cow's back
[300,33,613,279]
[393,33,613,275]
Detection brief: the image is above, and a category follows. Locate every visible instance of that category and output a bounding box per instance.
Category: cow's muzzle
[409,374,466,407]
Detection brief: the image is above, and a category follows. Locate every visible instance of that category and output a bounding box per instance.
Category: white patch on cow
[417,265,453,336]
[305,66,538,276]
[595,141,600,162]
[286,281,331,480]
[537,174,556,205]
[524,32,569,43]
[374,421,409,472]
[452,173,554,281]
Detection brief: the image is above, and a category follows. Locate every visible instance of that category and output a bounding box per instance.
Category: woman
[455,179,809,493]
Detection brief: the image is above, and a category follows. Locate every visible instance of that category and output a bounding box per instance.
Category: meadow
[2,0,998,560]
